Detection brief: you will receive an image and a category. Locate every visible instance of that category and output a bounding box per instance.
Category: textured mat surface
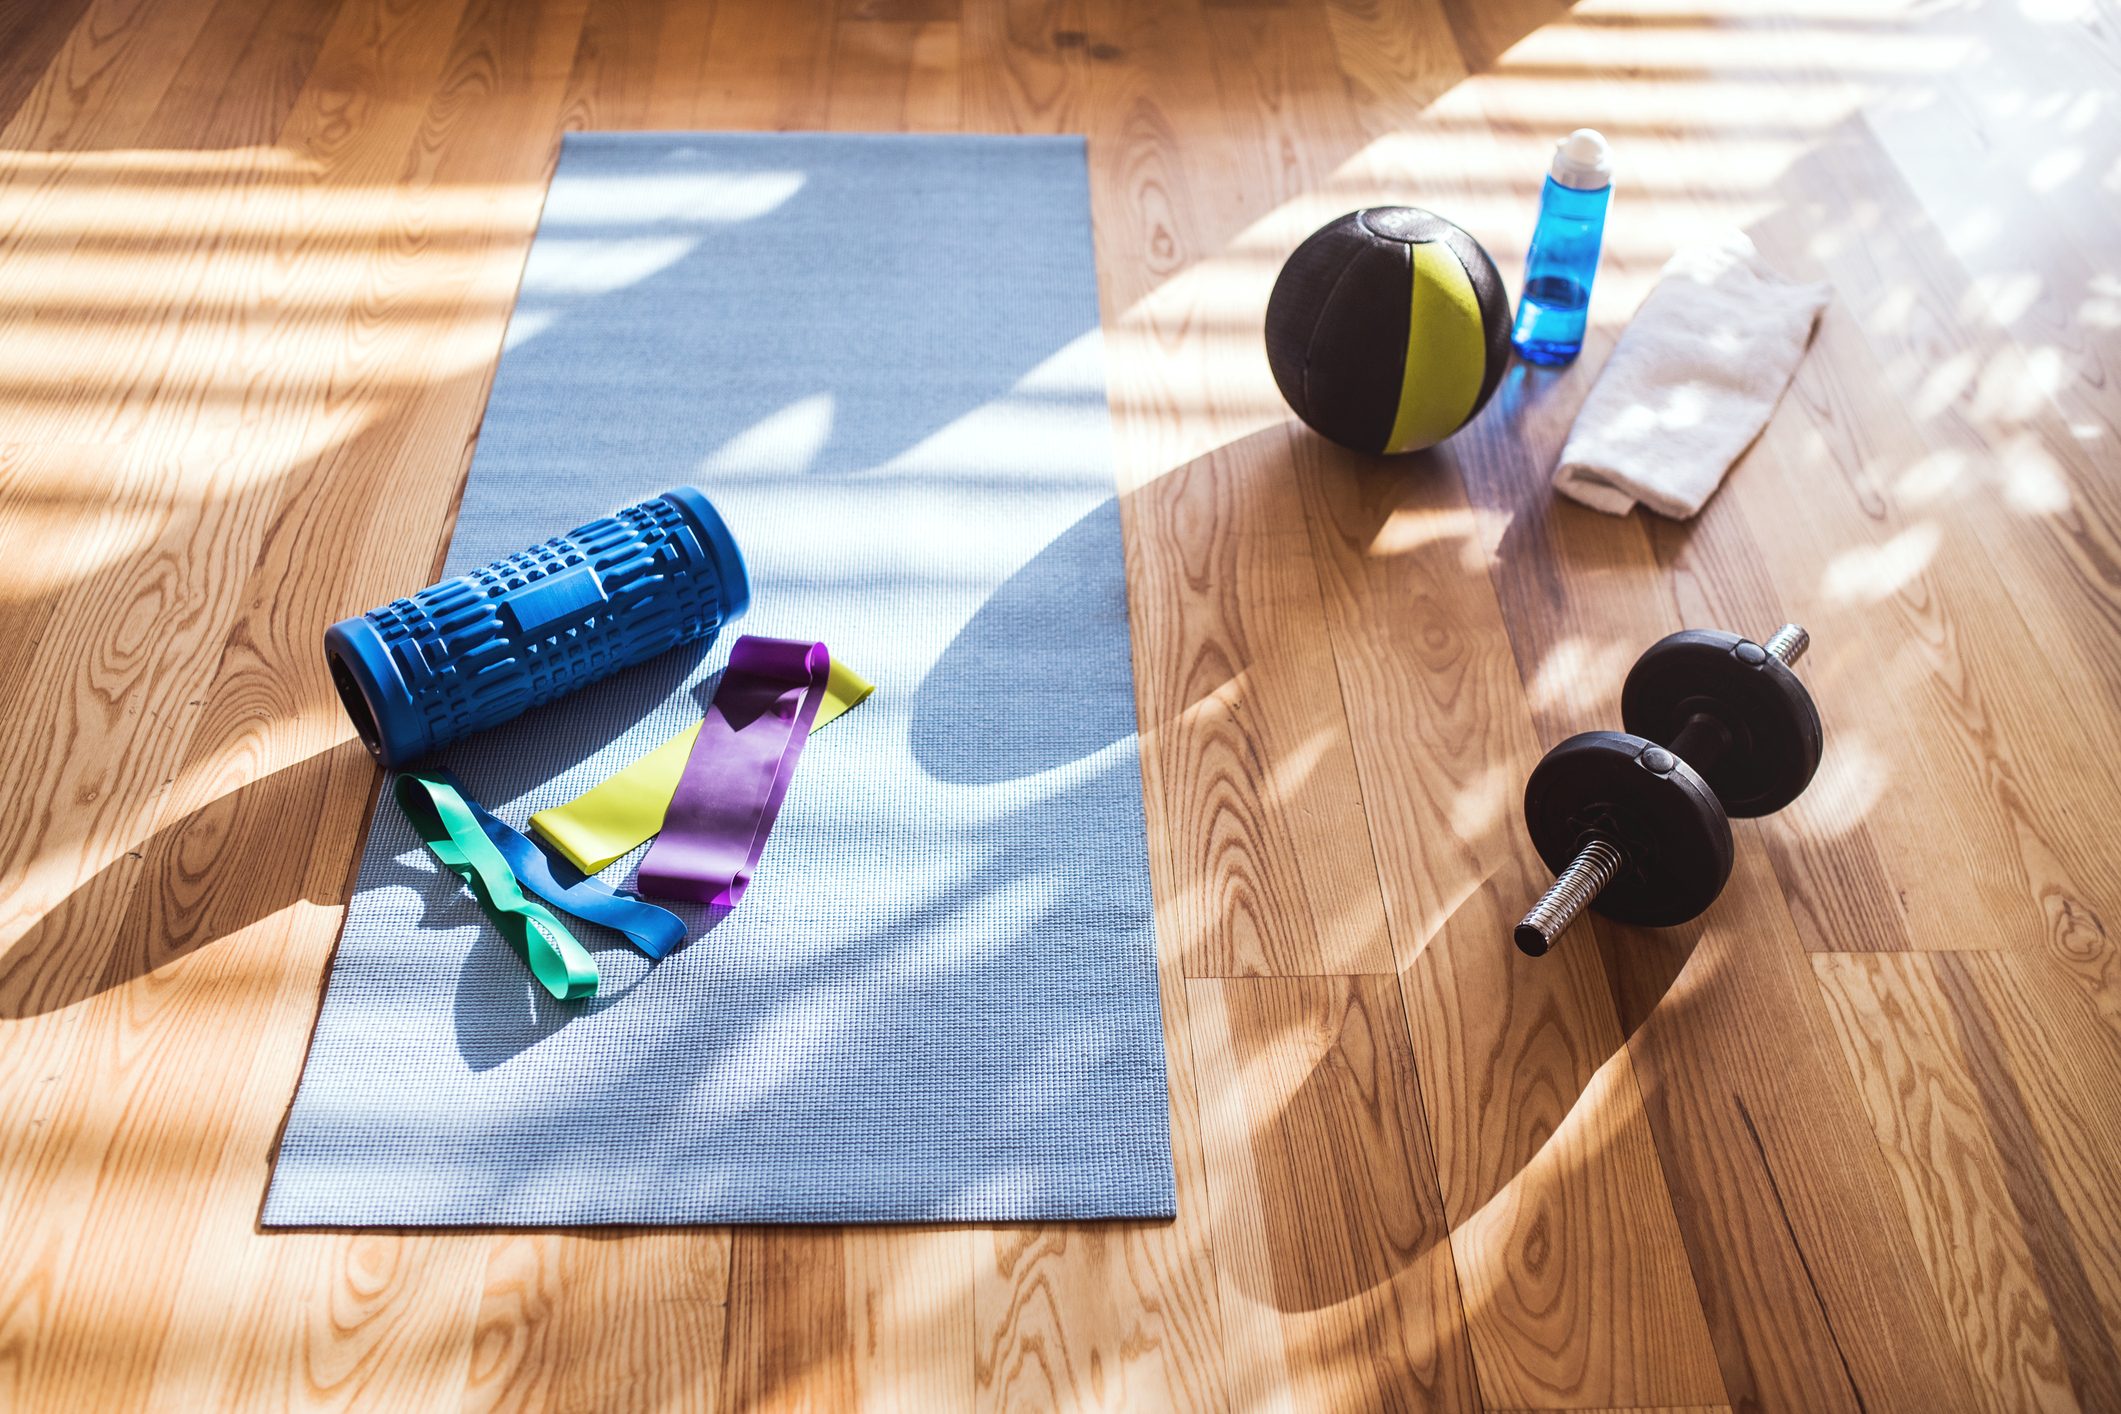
[265,133,1173,1226]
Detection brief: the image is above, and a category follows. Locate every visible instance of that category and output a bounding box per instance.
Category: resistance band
[451,787,688,961]
[636,637,832,906]
[531,654,872,874]
[395,771,599,1001]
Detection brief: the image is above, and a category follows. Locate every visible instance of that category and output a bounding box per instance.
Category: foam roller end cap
[662,485,751,625]
[325,616,426,767]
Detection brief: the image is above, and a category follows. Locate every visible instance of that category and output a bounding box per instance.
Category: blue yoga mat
[265,133,1175,1226]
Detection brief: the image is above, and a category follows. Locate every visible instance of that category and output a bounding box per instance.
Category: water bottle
[1511,129,1612,366]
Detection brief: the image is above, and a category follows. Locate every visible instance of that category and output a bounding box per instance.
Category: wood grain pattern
[0,0,97,136]
[4,0,2120,1408]
[1087,0,1397,981]
[723,1228,860,1413]
[1288,424,1726,1409]
[1761,121,2121,1006]
[826,18,962,130]
[1949,954,2121,1408]
[1127,433,1398,979]
[1814,952,2087,1414]
[463,1231,730,1412]
[1190,974,1477,1412]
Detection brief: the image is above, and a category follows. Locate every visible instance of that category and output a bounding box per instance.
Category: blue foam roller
[325,487,749,767]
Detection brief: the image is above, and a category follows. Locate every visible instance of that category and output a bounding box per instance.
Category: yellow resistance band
[531,656,874,874]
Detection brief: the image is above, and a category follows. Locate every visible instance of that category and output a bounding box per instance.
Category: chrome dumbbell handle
[1513,839,1624,956]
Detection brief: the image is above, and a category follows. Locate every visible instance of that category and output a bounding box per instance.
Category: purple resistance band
[637,636,832,907]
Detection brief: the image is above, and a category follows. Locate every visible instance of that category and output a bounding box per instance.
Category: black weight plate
[1523,731,1734,927]
[1621,629,1823,817]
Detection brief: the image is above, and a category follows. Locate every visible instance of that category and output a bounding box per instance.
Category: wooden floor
[2,0,2118,1407]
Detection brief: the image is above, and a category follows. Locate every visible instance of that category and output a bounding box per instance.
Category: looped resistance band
[530,656,872,875]
[452,788,688,961]
[637,636,831,906]
[396,771,600,1001]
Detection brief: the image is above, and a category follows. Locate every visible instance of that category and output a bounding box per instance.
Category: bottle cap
[1549,128,1612,191]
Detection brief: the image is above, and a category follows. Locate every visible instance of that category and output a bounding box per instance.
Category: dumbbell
[1513,624,1821,955]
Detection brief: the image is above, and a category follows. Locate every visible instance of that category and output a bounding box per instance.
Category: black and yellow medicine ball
[1264,207,1511,455]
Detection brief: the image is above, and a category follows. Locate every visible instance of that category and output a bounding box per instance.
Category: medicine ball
[1264,208,1511,455]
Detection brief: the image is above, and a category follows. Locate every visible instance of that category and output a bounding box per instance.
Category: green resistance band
[395,770,599,1002]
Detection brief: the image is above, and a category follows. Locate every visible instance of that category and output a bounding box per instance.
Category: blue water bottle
[1511,128,1613,365]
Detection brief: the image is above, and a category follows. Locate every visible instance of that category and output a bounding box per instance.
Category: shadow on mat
[442,743,1152,1075]
[445,898,732,1071]
[910,498,1142,786]
[481,135,1100,495]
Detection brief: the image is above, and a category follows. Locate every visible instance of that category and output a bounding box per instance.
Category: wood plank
[200,1235,491,1411]
[0,0,96,134]
[1402,7,1942,969]
[1190,974,1477,1412]
[0,0,220,150]
[1614,97,2121,970]
[842,0,959,20]
[1496,1,2121,1005]
[143,0,344,148]
[975,1215,1223,1413]
[1752,118,2121,1007]
[1606,855,1983,1411]
[1488,1408,1729,1414]
[721,1221,975,1414]
[1434,0,1574,74]
[1953,953,2121,1404]
[0,446,291,1222]
[1336,11,2023,1407]
[1127,431,1398,979]
[825,20,961,131]
[958,0,1089,135]
[1086,0,1396,982]
[564,0,732,132]
[646,0,721,125]
[1814,952,2088,1413]
[721,1226,976,1413]
[722,1229,858,1412]
[842,1227,977,1413]
[0,444,158,763]
[558,0,674,130]
[462,1232,729,1413]
[1857,0,2121,437]
[1322,0,1469,121]
[696,0,835,130]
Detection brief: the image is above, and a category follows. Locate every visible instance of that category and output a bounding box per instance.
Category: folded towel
[1553,230,1830,518]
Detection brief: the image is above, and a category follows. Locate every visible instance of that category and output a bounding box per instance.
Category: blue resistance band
[438,774,690,961]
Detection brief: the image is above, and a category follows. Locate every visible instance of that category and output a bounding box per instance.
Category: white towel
[1553,231,1830,518]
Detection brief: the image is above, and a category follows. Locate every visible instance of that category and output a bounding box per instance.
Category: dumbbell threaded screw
[1761,623,1808,667]
[1514,839,1624,956]
[1512,624,1811,956]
